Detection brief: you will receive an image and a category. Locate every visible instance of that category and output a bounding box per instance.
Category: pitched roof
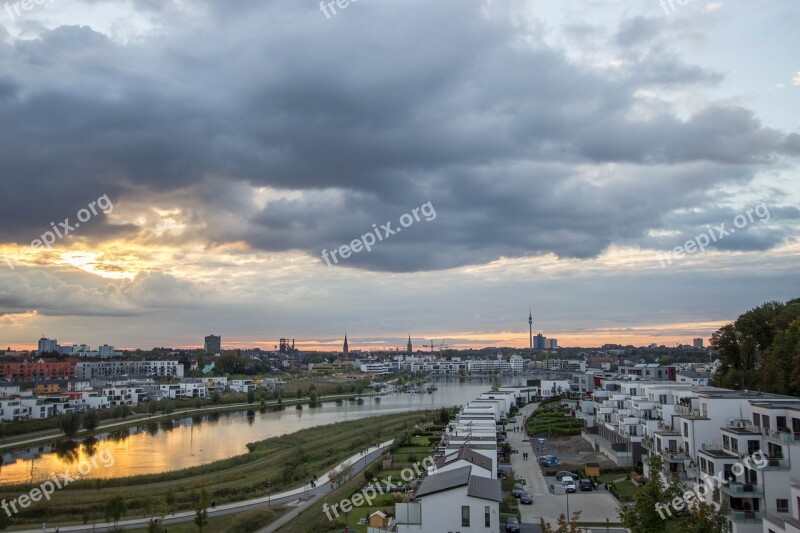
[415,466,471,497]
[435,447,493,471]
[467,475,503,502]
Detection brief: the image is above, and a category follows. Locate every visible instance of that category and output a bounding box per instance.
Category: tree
[58,411,82,437]
[148,401,159,415]
[618,454,681,533]
[194,488,210,533]
[684,500,731,533]
[105,494,127,527]
[439,407,450,425]
[541,511,582,532]
[276,389,282,405]
[83,409,100,432]
[309,390,318,406]
[165,489,176,510]
[247,389,256,404]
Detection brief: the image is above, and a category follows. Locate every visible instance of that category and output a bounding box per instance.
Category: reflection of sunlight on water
[0,380,506,485]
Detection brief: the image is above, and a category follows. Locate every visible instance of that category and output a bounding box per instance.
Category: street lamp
[266,481,272,506]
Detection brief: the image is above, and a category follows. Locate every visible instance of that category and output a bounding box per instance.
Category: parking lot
[508,404,623,527]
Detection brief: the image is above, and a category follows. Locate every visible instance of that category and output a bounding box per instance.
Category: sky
[0,0,798,352]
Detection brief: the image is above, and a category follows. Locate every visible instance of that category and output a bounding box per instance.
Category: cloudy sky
[0,0,798,352]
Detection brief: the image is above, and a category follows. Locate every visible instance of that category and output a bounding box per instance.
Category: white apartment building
[76,360,184,380]
[230,379,255,393]
[395,466,501,533]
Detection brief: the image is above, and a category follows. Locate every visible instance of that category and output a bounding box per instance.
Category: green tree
[247,389,256,404]
[309,390,318,406]
[82,409,100,432]
[439,407,450,425]
[618,454,680,533]
[194,488,210,533]
[211,391,221,404]
[684,500,732,533]
[148,401,159,415]
[58,411,82,437]
[105,494,127,527]
[165,488,176,510]
[276,389,282,405]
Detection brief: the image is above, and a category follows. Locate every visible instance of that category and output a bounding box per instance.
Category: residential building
[75,360,184,380]
[37,337,58,354]
[204,334,221,354]
[395,466,501,533]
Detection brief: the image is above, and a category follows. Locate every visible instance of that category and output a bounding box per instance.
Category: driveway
[509,403,622,527]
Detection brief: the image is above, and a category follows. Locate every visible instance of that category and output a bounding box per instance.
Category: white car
[561,475,577,493]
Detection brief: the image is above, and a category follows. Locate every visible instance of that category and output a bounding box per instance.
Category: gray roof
[415,466,471,498]
[435,448,493,471]
[467,476,502,502]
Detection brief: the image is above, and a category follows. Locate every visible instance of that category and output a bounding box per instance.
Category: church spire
[343,334,349,358]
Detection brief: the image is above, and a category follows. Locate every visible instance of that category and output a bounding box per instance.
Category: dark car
[511,483,524,497]
[497,468,506,478]
[519,491,533,504]
[506,516,521,532]
[579,479,593,491]
[556,470,576,481]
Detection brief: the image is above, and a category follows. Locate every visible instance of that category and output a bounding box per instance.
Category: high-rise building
[38,337,58,354]
[534,333,546,350]
[547,338,558,349]
[99,344,115,357]
[204,335,221,354]
[692,337,704,349]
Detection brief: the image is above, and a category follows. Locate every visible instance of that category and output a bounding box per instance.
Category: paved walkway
[508,402,622,527]
[17,440,394,532]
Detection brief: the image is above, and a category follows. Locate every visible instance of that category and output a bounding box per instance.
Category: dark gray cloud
[0,0,797,274]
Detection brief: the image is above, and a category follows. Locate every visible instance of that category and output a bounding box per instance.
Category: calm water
[0,379,522,485]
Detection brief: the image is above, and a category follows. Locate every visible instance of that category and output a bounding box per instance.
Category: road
[508,402,622,527]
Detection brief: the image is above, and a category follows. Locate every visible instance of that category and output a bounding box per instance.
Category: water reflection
[0,380,516,485]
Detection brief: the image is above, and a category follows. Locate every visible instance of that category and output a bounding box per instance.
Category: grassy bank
[0,411,432,530]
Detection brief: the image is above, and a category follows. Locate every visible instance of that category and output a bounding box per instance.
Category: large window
[777,499,789,513]
[462,506,470,527]
[485,506,490,527]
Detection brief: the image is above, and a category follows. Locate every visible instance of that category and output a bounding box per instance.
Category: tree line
[710,297,800,395]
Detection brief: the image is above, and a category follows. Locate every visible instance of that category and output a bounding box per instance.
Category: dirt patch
[529,434,616,469]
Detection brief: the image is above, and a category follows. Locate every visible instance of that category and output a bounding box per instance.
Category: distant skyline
[1,0,798,351]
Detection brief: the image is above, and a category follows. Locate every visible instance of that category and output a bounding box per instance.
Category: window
[730,438,738,453]
[461,506,470,527]
[763,414,771,429]
[684,422,689,437]
[723,435,730,450]
[777,499,789,513]
[777,416,787,431]
[753,413,760,426]
[485,506,490,527]
[748,440,760,454]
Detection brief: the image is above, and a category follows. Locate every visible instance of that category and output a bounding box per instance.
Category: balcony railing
[763,429,800,444]
[662,450,688,462]
[763,457,790,470]
[730,510,763,522]
[723,482,764,496]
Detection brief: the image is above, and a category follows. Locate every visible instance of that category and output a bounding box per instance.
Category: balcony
[662,450,688,463]
[730,510,763,523]
[763,457,790,470]
[763,430,800,445]
[722,482,764,497]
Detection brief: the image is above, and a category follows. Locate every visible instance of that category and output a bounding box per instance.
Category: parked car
[562,475,577,493]
[519,491,534,504]
[508,416,517,423]
[497,468,507,478]
[579,479,593,491]
[506,516,521,532]
[556,470,576,480]
[538,455,559,467]
[512,483,525,497]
